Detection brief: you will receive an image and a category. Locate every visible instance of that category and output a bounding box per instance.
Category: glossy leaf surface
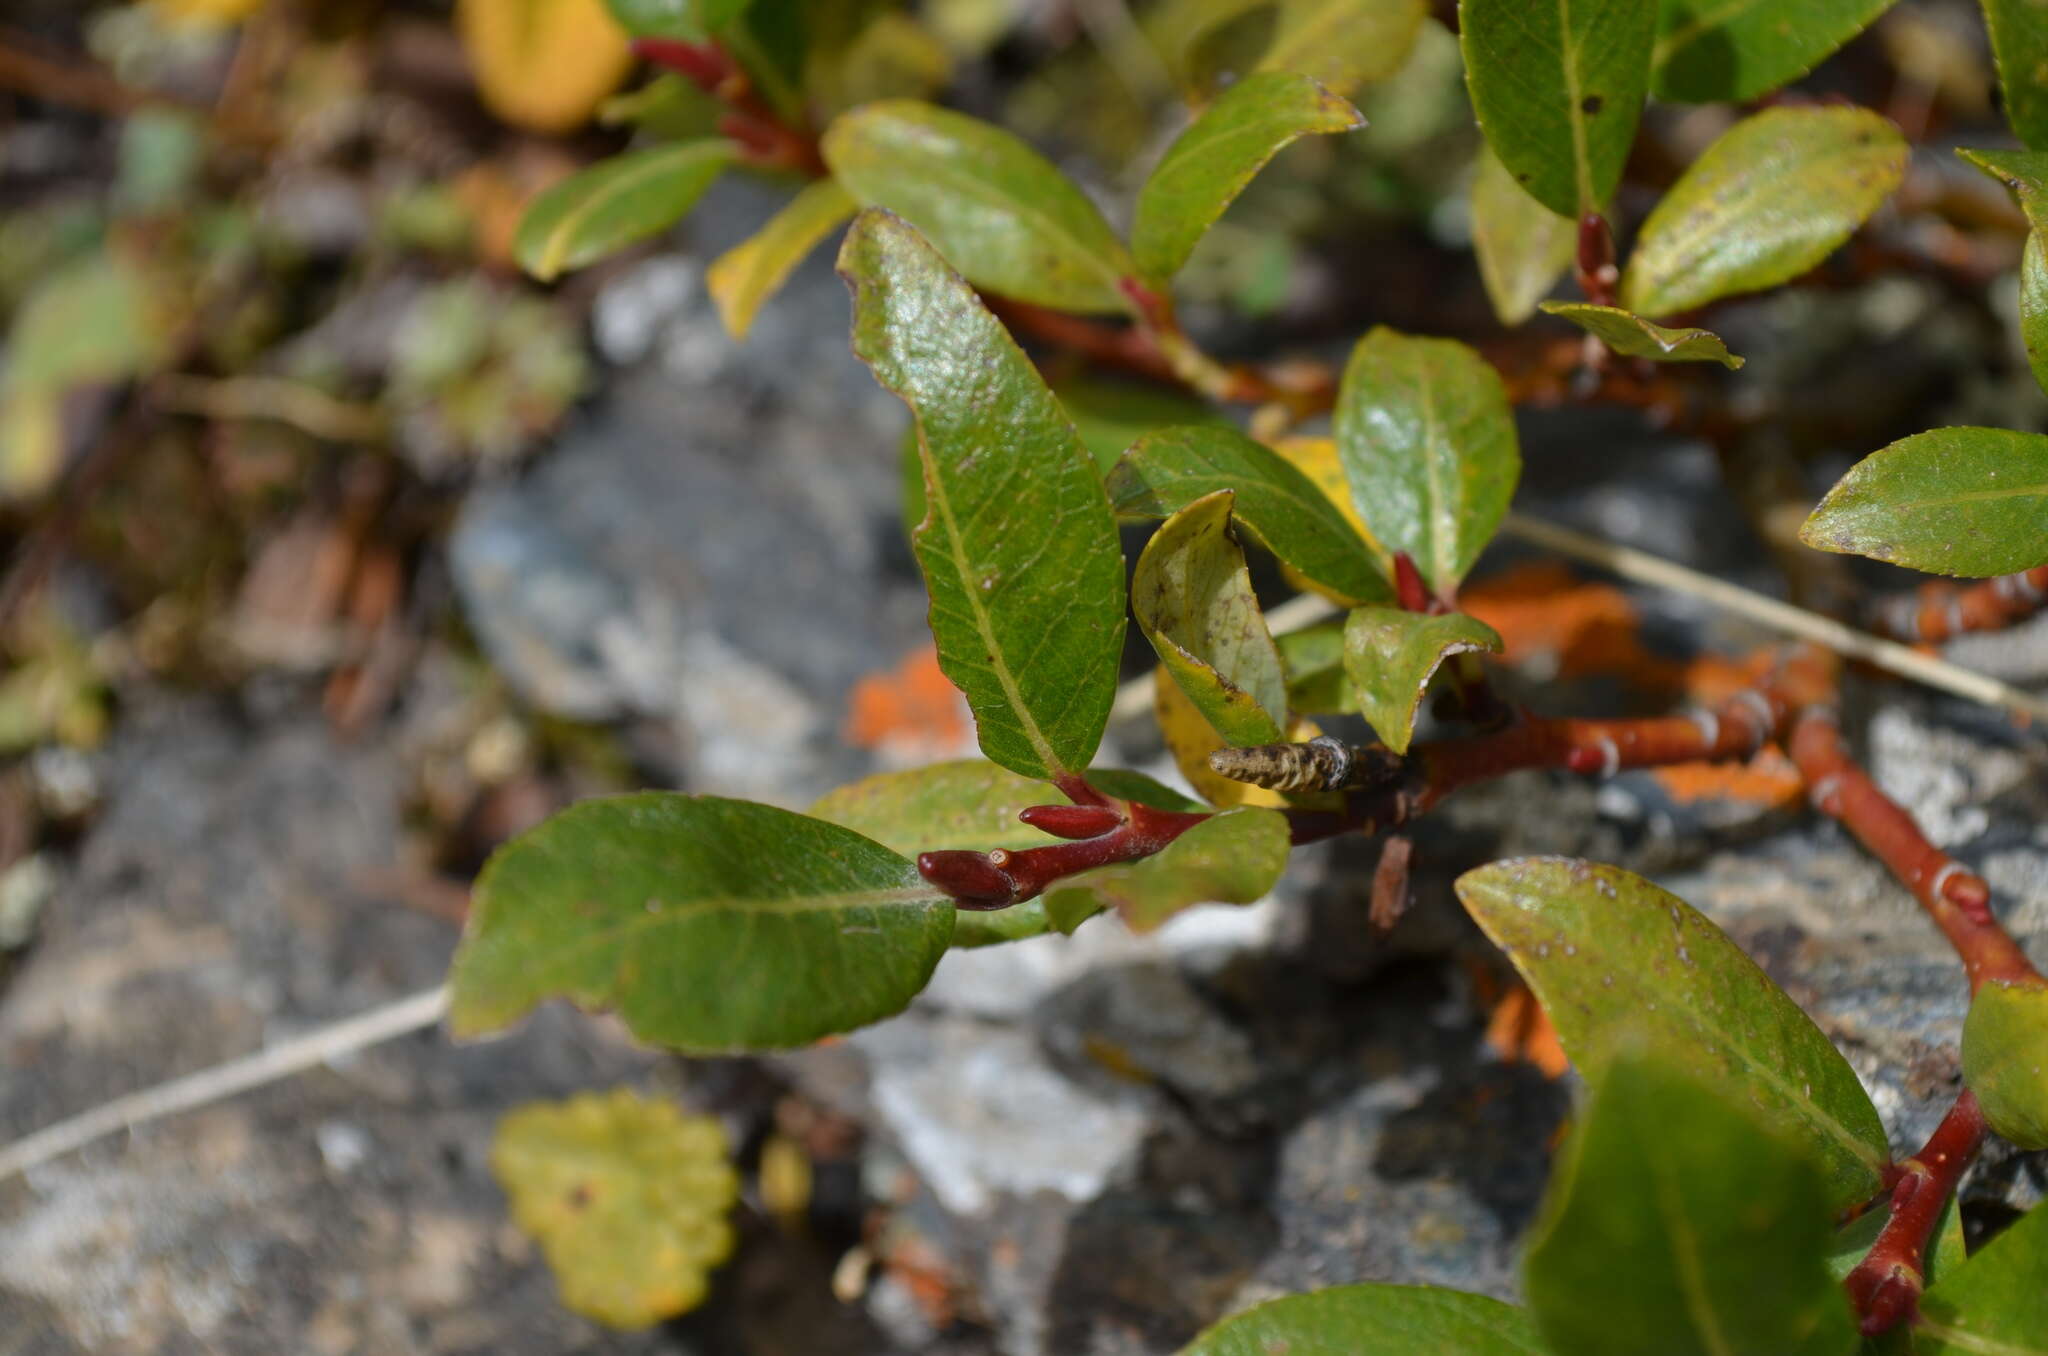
[1334,328,1520,594]
[1342,607,1502,753]
[1108,424,1390,605]
[843,210,1126,778]
[707,179,857,339]
[1622,107,1906,317]
[1454,858,1889,1209]
[1963,980,2048,1149]
[1523,1056,1859,1356]
[1985,0,2048,149]
[516,140,738,282]
[823,102,1136,314]
[1182,1282,1550,1355]
[1133,491,1289,747]
[1133,71,1362,284]
[1044,806,1289,933]
[1801,427,2048,578]
[1470,143,1576,325]
[449,794,955,1051]
[1541,303,1744,368]
[1913,1201,2048,1354]
[492,1088,738,1327]
[1460,0,1657,218]
[1652,0,1897,102]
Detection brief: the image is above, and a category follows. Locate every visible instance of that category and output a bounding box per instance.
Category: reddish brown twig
[633,37,825,176]
[1787,709,2041,992]
[916,777,1211,906]
[1845,1090,1988,1335]
[1872,567,2048,644]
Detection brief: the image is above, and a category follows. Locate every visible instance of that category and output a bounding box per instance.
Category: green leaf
[1523,1055,1859,1356]
[1277,618,1355,714]
[1333,327,1521,595]
[1963,979,2048,1149]
[1958,147,2048,238]
[448,793,955,1052]
[603,0,712,38]
[1540,302,1745,369]
[1089,767,1211,813]
[1132,490,1289,747]
[822,101,1136,315]
[1460,0,1658,218]
[1042,806,1288,933]
[1454,858,1891,1209]
[1800,427,2048,578]
[810,759,1059,855]
[2,253,167,396]
[1652,0,1898,102]
[1132,71,1364,285]
[1470,142,1577,326]
[1342,607,1502,754]
[1181,1283,1551,1356]
[492,1087,738,1328]
[1109,424,1391,605]
[842,210,1127,779]
[707,178,856,339]
[1622,107,1906,318]
[1914,1201,2048,1354]
[515,140,738,282]
[2026,233,2048,399]
[1985,0,2048,149]
[1826,1196,1965,1288]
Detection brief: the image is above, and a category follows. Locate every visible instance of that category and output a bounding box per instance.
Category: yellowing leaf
[708,179,858,339]
[151,0,266,24]
[492,1087,738,1329]
[1540,302,1745,369]
[1154,668,1332,809]
[459,0,636,134]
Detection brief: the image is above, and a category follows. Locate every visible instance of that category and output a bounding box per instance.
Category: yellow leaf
[492,1088,739,1329]
[708,179,857,339]
[457,0,635,134]
[150,0,267,25]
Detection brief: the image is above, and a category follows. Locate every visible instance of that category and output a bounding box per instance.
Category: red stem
[1873,566,2048,644]
[1845,1090,1988,1335]
[1787,710,2041,992]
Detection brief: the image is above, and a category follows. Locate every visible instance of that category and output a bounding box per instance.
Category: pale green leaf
[1963,979,2048,1149]
[707,178,857,339]
[1334,327,1521,594]
[1454,858,1890,1210]
[1132,71,1364,284]
[1108,424,1391,605]
[1913,1201,2048,1354]
[842,211,1127,779]
[1277,618,1354,714]
[1182,1283,1550,1355]
[1460,0,1658,218]
[1800,427,2048,577]
[515,140,739,282]
[448,793,955,1051]
[1470,142,1577,326]
[1342,607,1502,753]
[1540,302,1745,368]
[2026,232,2048,398]
[1985,0,2048,150]
[1043,806,1288,933]
[1622,107,1906,317]
[1523,1055,1859,1356]
[1253,0,1430,97]
[492,1088,738,1328]
[1133,490,1289,747]
[1652,0,1898,102]
[822,101,1136,315]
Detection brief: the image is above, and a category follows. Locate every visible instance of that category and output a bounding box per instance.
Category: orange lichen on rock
[1461,560,1684,690]
[1484,982,1570,1080]
[844,645,973,762]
